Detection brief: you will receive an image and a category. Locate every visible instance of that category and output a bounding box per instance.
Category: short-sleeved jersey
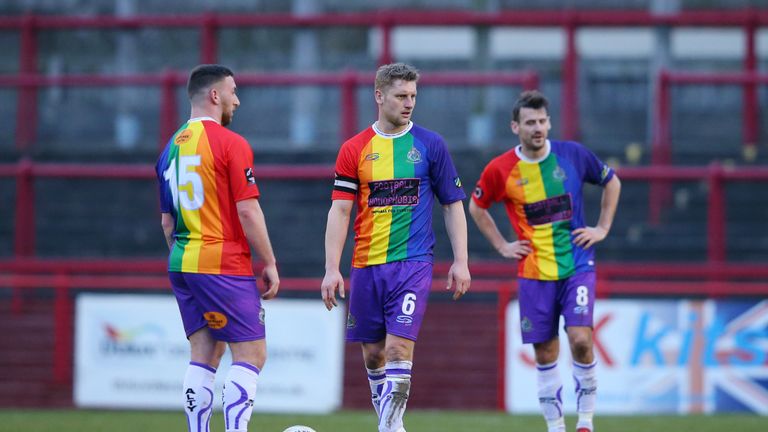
[332,122,466,268]
[472,140,614,281]
[156,117,260,276]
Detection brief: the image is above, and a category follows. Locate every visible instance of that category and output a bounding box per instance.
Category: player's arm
[321,199,352,310]
[442,200,471,300]
[160,213,175,250]
[572,175,621,248]
[236,198,280,300]
[468,200,532,259]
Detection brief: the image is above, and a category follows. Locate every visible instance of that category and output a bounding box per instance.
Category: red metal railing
[650,70,768,223]
[2,10,766,149]
[4,161,768,264]
[0,70,539,152]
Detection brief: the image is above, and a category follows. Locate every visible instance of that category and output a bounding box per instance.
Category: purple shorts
[346,261,432,343]
[169,272,265,342]
[517,271,596,344]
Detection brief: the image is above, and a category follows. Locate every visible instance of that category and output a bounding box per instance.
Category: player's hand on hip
[260,263,280,300]
[571,226,607,249]
[321,269,345,311]
[498,240,532,260]
[446,261,471,301]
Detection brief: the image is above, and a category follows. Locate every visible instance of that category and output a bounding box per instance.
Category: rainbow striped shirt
[332,122,465,268]
[156,118,260,275]
[472,140,614,280]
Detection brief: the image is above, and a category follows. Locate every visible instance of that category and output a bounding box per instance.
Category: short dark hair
[375,63,419,91]
[512,90,549,122]
[187,64,234,99]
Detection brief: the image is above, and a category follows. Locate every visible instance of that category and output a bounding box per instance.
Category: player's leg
[378,334,414,432]
[224,340,266,432]
[170,272,224,432]
[561,272,597,432]
[184,273,267,432]
[376,261,431,432]
[347,266,388,418]
[519,277,565,432]
[361,341,387,418]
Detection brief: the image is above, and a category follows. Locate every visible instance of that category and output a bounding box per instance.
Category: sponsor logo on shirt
[516,178,529,186]
[365,153,380,161]
[406,147,422,163]
[473,186,484,198]
[244,167,256,185]
[368,178,420,207]
[523,193,573,226]
[174,129,193,145]
[454,176,462,188]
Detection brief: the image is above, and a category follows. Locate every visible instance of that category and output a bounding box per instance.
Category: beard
[221,110,233,127]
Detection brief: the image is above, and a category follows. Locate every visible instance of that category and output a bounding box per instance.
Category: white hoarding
[75,293,345,413]
[506,299,768,414]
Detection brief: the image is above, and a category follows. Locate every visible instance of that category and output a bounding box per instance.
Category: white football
[282,426,318,432]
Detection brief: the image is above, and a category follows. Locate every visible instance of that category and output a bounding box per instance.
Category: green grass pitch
[0,409,765,432]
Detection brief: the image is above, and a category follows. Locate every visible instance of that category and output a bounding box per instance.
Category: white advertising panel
[75,294,345,412]
[506,299,768,414]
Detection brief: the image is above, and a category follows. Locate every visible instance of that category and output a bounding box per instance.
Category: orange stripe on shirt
[196,132,223,273]
[353,140,375,267]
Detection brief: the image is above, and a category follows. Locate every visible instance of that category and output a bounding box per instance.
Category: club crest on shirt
[244,167,256,185]
[406,147,422,163]
[552,166,567,182]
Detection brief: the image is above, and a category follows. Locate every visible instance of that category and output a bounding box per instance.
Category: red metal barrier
[0,70,538,150]
[3,10,767,149]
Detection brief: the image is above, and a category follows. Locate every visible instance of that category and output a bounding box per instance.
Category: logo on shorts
[396,315,414,325]
[347,313,357,329]
[204,311,228,329]
[573,306,589,315]
[258,307,266,325]
[521,317,533,332]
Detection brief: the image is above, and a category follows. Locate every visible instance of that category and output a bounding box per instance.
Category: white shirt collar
[372,121,413,139]
[188,116,219,124]
[515,139,551,163]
